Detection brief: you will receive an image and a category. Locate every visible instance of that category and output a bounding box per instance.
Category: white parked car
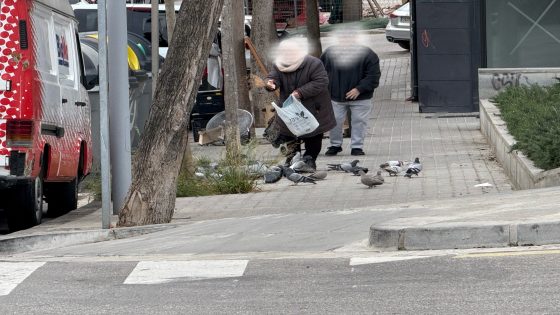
[385,3,410,50]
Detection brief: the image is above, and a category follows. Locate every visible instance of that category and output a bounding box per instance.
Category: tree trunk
[222,0,248,156]
[164,0,195,176]
[306,0,322,58]
[151,0,159,94]
[164,0,176,41]
[249,0,278,127]
[118,0,224,227]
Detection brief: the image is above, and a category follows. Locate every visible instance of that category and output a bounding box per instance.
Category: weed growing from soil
[80,172,102,201]
[176,141,265,197]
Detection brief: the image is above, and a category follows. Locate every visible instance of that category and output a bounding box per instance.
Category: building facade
[412,0,560,113]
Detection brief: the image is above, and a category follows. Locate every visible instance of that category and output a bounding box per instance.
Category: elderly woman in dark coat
[265,38,336,172]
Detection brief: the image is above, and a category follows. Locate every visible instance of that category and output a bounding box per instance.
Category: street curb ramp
[369,220,560,250]
[0,224,177,255]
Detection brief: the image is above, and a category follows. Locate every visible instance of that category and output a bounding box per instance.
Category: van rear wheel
[7,175,44,231]
[46,177,79,217]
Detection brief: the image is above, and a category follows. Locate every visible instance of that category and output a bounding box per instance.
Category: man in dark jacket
[320,41,381,156]
[265,39,336,171]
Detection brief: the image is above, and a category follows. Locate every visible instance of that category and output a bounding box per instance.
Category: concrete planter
[480,99,560,190]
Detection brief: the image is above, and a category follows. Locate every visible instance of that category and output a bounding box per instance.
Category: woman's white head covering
[274,38,308,73]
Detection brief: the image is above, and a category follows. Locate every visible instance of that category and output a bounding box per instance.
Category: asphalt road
[2,249,560,314]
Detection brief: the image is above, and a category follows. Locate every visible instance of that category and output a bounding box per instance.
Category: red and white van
[0,0,93,230]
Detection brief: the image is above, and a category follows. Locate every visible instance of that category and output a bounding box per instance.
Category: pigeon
[290,160,308,172]
[327,160,360,172]
[264,166,283,183]
[270,165,283,172]
[282,166,316,185]
[245,161,268,176]
[404,157,422,178]
[350,166,369,176]
[308,170,327,180]
[380,160,405,176]
[291,151,303,164]
[291,155,316,173]
[359,170,384,188]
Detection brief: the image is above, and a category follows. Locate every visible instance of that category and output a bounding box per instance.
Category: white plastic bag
[271,95,319,137]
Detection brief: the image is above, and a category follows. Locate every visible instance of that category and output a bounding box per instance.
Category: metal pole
[98,0,112,229]
[151,0,159,94]
[108,0,132,215]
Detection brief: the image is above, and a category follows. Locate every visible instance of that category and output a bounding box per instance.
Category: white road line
[0,262,46,296]
[124,260,249,285]
[349,256,430,266]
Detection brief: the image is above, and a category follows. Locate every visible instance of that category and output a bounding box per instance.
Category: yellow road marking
[455,249,560,259]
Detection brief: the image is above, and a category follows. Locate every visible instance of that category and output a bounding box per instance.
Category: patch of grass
[211,165,260,194]
[176,144,264,197]
[196,156,212,168]
[493,81,560,170]
[176,174,217,197]
[80,172,102,200]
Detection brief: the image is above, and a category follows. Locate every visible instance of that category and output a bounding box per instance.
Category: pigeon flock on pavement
[262,155,423,188]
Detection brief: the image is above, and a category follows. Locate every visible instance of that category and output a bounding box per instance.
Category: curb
[369,221,560,250]
[0,224,177,255]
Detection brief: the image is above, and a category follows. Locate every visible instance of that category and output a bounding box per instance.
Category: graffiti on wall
[490,73,531,91]
[479,69,560,100]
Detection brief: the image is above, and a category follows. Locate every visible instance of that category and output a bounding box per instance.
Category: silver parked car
[385,3,410,50]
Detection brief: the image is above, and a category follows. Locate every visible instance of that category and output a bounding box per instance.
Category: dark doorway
[412,0,482,113]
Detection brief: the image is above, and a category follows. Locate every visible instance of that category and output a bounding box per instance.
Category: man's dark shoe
[325,146,342,156]
[351,148,365,156]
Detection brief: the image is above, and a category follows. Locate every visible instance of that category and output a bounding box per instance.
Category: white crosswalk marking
[349,256,430,266]
[0,262,45,296]
[124,260,249,285]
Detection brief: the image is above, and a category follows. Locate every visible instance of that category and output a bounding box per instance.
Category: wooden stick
[371,0,384,16]
[244,36,280,98]
[366,0,378,18]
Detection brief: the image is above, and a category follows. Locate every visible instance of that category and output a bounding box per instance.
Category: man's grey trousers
[329,99,373,149]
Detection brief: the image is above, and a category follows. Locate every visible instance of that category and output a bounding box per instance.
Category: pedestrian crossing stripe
[124,260,249,285]
[0,262,46,296]
[1,257,443,294]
